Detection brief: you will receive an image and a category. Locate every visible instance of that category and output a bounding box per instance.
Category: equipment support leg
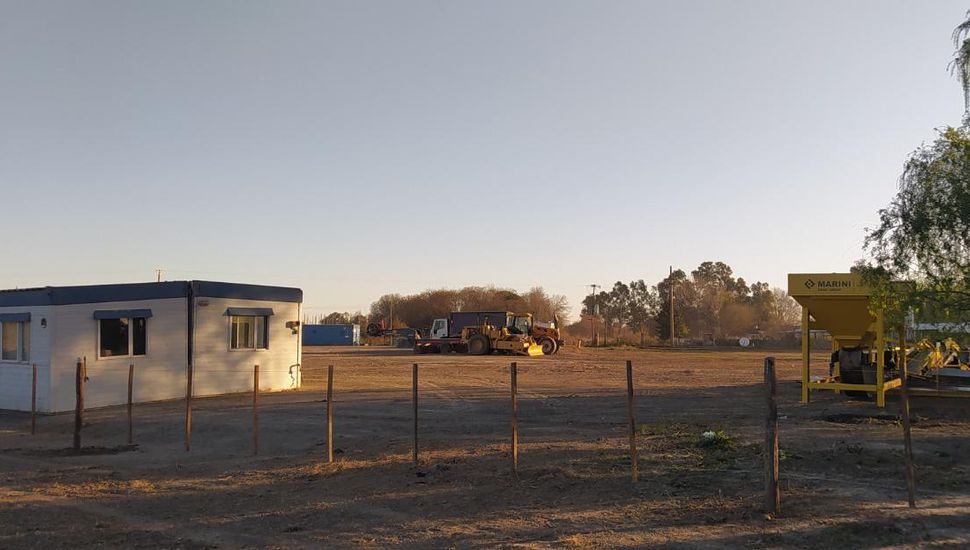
[801,307,810,404]
[876,312,886,408]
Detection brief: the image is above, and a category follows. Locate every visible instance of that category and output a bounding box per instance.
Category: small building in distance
[0,281,302,412]
[302,323,360,346]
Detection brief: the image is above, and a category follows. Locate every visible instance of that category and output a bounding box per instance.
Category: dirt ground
[1,346,969,549]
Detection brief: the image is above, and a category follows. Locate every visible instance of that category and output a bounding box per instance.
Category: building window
[99,317,148,358]
[230,315,268,350]
[0,321,29,362]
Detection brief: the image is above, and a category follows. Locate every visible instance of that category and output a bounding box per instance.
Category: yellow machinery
[788,273,903,407]
[461,318,544,357]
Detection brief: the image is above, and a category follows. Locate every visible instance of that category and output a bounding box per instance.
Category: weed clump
[699,430,732,448]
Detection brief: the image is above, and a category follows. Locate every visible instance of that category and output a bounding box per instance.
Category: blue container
[302,324,360,346]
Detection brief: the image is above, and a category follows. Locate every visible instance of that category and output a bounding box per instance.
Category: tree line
[307,261,799,346]
[577,261,800,345]
[306,286,570,333]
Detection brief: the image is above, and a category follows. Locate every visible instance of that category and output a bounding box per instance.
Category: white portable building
[0,281,302,412]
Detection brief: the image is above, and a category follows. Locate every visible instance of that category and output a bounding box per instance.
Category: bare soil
[1,346,969,548]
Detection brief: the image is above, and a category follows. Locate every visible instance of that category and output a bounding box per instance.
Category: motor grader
[414,311,545,356]
[530,316,564,354]
[462,317,544,356]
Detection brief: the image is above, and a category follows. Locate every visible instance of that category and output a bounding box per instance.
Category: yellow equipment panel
[789,273,875,348]
[788,273,869,297]
[788,272,900,407]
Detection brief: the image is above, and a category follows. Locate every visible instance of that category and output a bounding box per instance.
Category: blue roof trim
[0,281,302,307]
[226,307,275,317]
[93,309,154,320]
[0,312,30,322]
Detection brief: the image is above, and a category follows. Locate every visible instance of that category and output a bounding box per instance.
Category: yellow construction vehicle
[462,315,544,356]
[912,338,964,374]
[416,311,546,356]
[530,315,564,354]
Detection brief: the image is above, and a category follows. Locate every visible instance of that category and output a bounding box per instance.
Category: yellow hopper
[788,273,903,407]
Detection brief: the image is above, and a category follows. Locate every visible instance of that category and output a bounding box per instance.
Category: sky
[2,1,968,322]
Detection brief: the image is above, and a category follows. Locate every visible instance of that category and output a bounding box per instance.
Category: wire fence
[14,356,918,515]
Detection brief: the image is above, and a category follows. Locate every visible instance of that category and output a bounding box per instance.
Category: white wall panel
[48,298,187,412]
[0,305,51,411]
[192,297,301,397]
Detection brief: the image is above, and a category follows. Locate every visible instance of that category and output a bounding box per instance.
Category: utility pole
[669,266,676,348]
[587,284,600,346]
[154,268,165,283]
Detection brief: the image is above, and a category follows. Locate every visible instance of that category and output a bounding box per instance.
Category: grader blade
[525,343,544,356]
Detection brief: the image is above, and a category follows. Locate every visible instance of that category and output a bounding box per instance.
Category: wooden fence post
[412,363,419,465]
[30,363,37,436]
[327,365,334,463]
[899,326,916,507]
[510,362,518,477]
[185,362,193,452]
[900,383,916,507]
[764,357,779,515]
[626,360,639,482]
[73,358,84,451]
[253,364,260,455]
[127,364,134,445]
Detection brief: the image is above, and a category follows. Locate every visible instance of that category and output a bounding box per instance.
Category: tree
[628,279,658,346]
[322,311,350,324]
[692,261,736,291]
[749,281,775,331]
[521,287,569,322]
[548,294,570,322]
[655,269,692,341]
[772,289,801,329]
[721,302,756,337]
[951,10,970,110]
[369,294,404,327]
[603,282,632,343]
[580,281,658,345]
[595,290,616,342]
[862,13,970,322]
[370,286,570,333]
[348,311,368,327]
[691,261,747,337]
[863,125,970,319]
[394,289,458,330]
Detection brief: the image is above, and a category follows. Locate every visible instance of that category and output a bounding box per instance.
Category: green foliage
[581,280,660,345]
[368,261,800,342]
[655,269,692,341]
[863,13,970,323]
[951,10,970,111]
[304,310,367,326]
[368,286,570,331]
[863,125,970,321]
[654,263,797,341]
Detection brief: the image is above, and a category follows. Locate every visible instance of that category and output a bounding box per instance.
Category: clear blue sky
[2,1,967,321]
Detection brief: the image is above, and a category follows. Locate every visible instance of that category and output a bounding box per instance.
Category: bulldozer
[461,315,544,356]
